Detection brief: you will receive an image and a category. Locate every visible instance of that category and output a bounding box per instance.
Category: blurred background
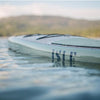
[0,0,100,37]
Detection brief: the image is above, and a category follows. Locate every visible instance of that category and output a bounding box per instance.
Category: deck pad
[52,37,100,48]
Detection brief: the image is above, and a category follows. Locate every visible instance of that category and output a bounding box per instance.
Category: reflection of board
[52,49,77,66]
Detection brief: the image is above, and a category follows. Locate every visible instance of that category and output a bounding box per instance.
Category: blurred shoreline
[0,15,100,38]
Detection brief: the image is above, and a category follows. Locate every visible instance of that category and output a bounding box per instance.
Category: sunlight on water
[0,38,100,100]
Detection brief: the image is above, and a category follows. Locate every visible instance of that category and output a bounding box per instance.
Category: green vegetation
[0,15,100,38]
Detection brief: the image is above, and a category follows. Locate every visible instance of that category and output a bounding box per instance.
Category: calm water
[0,38,100,100]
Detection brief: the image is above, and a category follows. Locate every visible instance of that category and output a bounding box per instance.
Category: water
[0,38,100,100]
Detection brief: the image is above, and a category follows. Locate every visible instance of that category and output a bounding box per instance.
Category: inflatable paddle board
[8,34,100,64]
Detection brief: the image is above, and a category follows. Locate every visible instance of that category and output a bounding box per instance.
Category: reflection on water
[53,58,100,70]
[0,38,100,100]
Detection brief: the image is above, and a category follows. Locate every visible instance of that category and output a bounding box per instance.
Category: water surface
[0,38,100,100]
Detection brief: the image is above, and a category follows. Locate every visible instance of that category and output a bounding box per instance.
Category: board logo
[52,49,77,66]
